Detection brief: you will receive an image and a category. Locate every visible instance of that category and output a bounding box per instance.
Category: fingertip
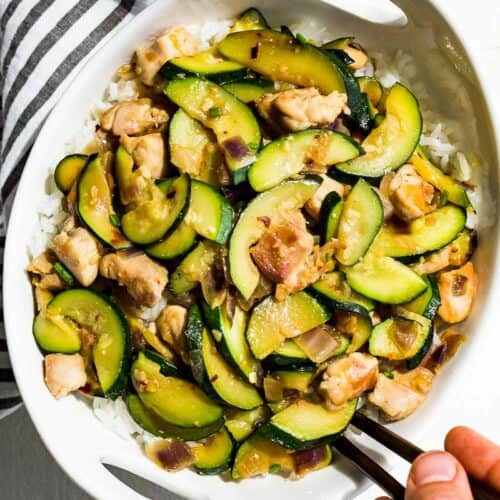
[445,425,473,451]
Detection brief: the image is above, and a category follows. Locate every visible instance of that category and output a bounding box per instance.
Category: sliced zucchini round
[336,83,422,177]
[142,350,180,377]
[319,191,343,243]
[334,310,373,354]
[191,428,235,475]
[160,47,246,84]
[145,221,197,260]
[358,76,383,119]
[311,271,375,316]
[229,177,320,300]
[246,292,331,360]
[402,275,441,320]
[224,406,270,442]
[372,205,466,258]
[33,312,81,354]
[121,174,190,245]
[77,155,131,250]
[54,154,88,193]
[267,369,315,394]
[248,129,361,192]
[222,78,274,103]
[344,254,428,304]
[47,289,130,398]
[201,302,262,384]
[165,77,261,175]
[218,30,346,95]
[336,179,383,265]
[126,394,222,440]
[131,352,223,428]
[231,7,270,32]
[267,340,314,370]
[186,180,233,244]
[258,398,357,450]
[369,312,431,361]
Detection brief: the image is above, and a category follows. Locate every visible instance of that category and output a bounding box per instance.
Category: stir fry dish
[27,8,478,480]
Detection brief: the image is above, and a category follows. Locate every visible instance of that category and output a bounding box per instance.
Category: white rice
[30,19,482,444]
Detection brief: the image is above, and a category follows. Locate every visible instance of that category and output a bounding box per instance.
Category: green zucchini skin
[403,276,441,320]
[266,340,314,370]
[224,406,270,442]
[222,78,274,103]
[77,154,131,250]
[406,327,434,369]
[192,428,235,475]
[319,191,343,243]
[54,154,88,193]
[231,7,270,31]
[126,394,221,440]
[142,350,180,377]
[145,221,197,260]
[33,313,81,354]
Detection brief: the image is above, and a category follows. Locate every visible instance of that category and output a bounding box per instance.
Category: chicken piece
[27,251,65,291]
[27,251,54,275]
[44,353,87,399]
[250,212,314,284]
[257,88,350,132]
[120,133,166,179]
[378,172,395,219]
[100,98,168,136]
[368,367,434,421]
[156,305,189,364]
[99,250,168,308]
[305,174,346,220]
[37,273,65,291]
[136,27,197,86]
[388,165,436,221]
[437,262,477,323]
[319,352,378,408]
[50,227,100,287]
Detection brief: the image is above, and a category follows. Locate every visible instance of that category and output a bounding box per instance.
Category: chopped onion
[222,136,250,161]
[292,445,328,477]
[263,376,284,402]
[145,439,193,471]
[294,325,341,363]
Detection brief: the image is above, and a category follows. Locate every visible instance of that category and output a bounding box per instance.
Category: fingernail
[413,452,457,485]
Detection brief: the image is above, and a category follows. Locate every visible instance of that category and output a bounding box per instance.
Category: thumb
[405,451,473,500]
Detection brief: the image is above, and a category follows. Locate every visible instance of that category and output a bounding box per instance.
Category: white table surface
[1,1,499,499]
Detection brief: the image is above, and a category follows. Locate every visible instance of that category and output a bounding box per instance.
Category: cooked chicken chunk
[387,165,436,221]
[156,305,189,364]
[305,174,346,220]
[44,353,87,399]
[251,212,314,284]
[27,251,54,275]
[101,98,168,136]
[136,27,197,86]
[378,173,395,219]
[99,250,168,307]
[438,262,477,323]
[257,88,350,132]
[368,367,434,421]
[50,227,100,287]
[120,133,165,179]
[27,251,65,291]
[319,353,378,407]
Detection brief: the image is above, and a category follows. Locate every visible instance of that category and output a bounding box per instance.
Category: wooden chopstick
[348,412,499,500]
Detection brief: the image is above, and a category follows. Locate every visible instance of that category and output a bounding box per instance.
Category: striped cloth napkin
[0,0,154,420]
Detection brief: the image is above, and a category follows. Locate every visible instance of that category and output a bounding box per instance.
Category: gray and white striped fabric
[0,0,155,420]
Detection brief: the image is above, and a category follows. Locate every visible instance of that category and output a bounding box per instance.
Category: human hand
[405,426,500,499]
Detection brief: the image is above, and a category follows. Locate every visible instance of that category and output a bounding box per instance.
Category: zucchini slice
[311,271,375,315]
[267,340,313,370]
[54,154,88,193]
[334,310,373,354]
[358,76,383,119]
[191,428,235,475]
[145,221,197,260]
[218,30,346,94]
[201,302,262,383]
[114,146,148,206]
[142,350,180,377]
[371,205,466,258]
[33,312,81,354]
[185,305,263,410]
[231,7,270,32]
[267,369,316,394]
[258,398,357,450]
[319,191,343,243]
[246,292,331,360]
[402,276,441,320]
[131,352,224,428]
[159,47,246,84]
[225,406,270,442]
[248,129,361,192]
[126,394,222,440]
[222,78,274,103]
[121,174,190,245]
[169,108,221,187]
[77,155,130,250]
[410,147,471,208]
[186,180,233,244]
[336,83,422,177]
[165,77,261,175]
[344,254,428,304]
[46,289,130,398]
[369,312,431,361]
[229,177,320,299]
[336,179,383,265]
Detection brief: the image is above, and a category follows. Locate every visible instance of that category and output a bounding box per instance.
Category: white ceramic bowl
[4,1,500,499]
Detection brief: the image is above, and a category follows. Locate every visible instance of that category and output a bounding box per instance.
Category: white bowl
[4,0,500,499]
